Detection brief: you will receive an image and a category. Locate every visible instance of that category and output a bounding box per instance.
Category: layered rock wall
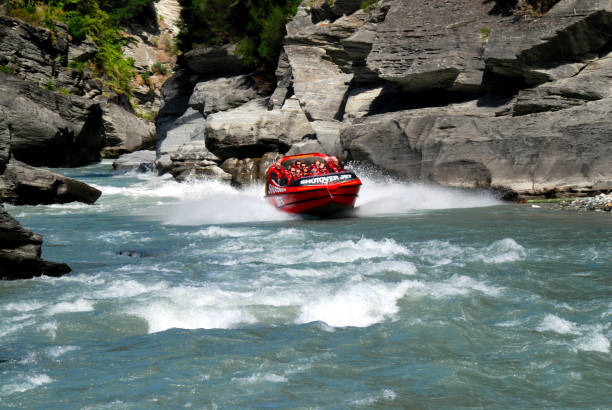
[154,0,612,195]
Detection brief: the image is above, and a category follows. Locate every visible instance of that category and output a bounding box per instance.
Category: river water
[1,161,611,408]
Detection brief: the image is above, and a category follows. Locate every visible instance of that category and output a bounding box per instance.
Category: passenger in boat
[301,164,312,177]
[329,156,345,173]
[269,160,284,183]
[282,168,292,185]
[318,161,329,174]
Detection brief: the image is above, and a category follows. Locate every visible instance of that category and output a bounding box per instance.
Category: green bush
[360,0,378,11]
[45,79,56,91]
[7,0,156,95]
[178,0,302,70]
[151,61,168,75]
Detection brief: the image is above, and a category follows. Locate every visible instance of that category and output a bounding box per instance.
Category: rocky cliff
[0,14,155,165]
[154,0,611,197]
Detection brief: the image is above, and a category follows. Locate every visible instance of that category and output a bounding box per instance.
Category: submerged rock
[0,204,71,280]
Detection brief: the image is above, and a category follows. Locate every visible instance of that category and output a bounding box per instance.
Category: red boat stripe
[278,194,358,209]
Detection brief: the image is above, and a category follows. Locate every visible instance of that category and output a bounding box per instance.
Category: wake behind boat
[265,153,362,217]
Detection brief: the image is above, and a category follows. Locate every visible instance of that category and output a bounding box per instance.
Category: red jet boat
[265,153,362,216]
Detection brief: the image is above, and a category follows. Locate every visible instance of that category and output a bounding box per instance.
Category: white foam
[575,333,610,353]
[475,238,526,263]
[128,286,259,333]
[417,240,464,266]
[351,389,397,405]
[46,345,80,358]
[430,275,502,298]
[233,373,288,384]
[94,280,168,299]
[536,314,579,335]
[40,321,58,339]
[163,182,293,225]
[297,280,412,327]
[1,374,53,395]
[193,226,261,238]
[3,301,44,312]
[353,166,500,216]
[299,237,411,264]
[0,319,36,338]
[47,298,94,316]
[364,260,416,275]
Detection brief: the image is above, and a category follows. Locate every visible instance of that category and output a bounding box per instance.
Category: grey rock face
[0,159,102,205]
[0,107,9,174]
[513,51,612,116]
[101,103,156,155]
[113,150,157,172]
[0,204,71,280]
[284,7,371,121]
[0,73,104,167]
[484,1,612,84]
[341,97,612,195]
[188,75,262,117]
[155,107,225,181]
[156,69,202,142]
[0,16,68,86]
[205,98,314,161]
[184,44,249,76]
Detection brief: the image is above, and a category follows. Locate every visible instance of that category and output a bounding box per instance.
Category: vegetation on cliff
[177,0,302,70]
[5,0,157,94]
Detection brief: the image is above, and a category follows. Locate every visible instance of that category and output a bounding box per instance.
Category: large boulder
[101,102,156,157]
[0,159,102,205]
[0,73,104,167]
[0,204,71,280]
[205,98,314,161]
[188,74,263,117]
[341,97,612,196]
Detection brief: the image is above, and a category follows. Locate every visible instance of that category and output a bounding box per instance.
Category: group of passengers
[269,157,346,186]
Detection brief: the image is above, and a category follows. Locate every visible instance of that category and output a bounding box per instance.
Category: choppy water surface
[1,161,611,408]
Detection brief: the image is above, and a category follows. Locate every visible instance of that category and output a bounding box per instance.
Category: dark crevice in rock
[365,85,516,117]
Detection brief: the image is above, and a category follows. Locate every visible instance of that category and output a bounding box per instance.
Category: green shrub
[178,0,302,70]
[7,0,156,95]
[360,0,378,11]
[151,61,168,75]
[0,65,11,74]
[45,79,56,91]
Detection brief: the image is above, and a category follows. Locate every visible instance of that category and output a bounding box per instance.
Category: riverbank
[525,193,612,212]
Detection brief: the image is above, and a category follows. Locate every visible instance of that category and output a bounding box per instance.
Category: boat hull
[266,182,361,216]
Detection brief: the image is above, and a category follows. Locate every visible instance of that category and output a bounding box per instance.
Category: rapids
[1,161,610,407]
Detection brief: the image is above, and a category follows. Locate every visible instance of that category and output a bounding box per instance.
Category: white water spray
[104,165,500,225]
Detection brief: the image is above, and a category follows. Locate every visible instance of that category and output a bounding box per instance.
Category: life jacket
[270,166,283,182]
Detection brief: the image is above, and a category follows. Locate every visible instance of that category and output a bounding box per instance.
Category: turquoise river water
[1,161,611,408]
